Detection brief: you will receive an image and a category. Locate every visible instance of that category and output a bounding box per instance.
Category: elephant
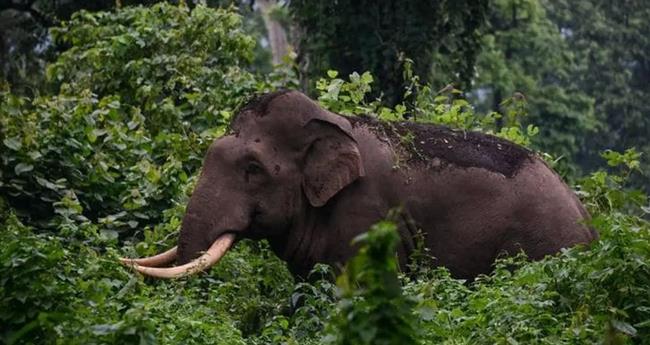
[121,90,597,280]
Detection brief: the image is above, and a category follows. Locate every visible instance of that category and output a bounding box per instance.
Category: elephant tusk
[122,233,235,279]
[120,246,178,267]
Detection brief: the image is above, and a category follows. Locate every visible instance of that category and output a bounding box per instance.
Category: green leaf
[327,70,339,78]
[3,137,22,151]
[35,176,60,191]
[611,320,637,337]
[360,71,373,84]
[14,163,34,175]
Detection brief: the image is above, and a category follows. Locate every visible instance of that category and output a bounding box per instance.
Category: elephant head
[121,90,365,278]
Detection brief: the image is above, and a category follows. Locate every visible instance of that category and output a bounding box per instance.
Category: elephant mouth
[120,233,236,279]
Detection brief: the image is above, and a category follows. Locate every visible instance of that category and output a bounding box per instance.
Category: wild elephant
[121,90,596,280]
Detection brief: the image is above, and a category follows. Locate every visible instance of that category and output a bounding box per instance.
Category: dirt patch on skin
[225,91,289,137]
[237,90,291,118]
[347,115,534,178]
[229,90,292,136]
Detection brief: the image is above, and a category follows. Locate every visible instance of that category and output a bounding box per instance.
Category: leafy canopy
[1,3,649,345]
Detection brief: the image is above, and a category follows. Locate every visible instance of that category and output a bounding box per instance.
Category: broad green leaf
[14,163,33,175]
[3,137,22,151]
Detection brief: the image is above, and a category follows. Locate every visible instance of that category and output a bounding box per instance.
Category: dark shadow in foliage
[290,0,488,105]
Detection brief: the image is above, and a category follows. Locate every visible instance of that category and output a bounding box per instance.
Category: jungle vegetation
[1,1,649,344]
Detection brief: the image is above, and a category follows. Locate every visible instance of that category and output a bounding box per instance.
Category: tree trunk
[257,0,289,65]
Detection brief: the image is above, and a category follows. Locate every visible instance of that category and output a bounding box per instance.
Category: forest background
[0,1,649,344]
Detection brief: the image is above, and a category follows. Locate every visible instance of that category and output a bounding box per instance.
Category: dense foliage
[289,0,488,105]
[0,0,160,94]
[3,0,650,190]
[1,3,261,236]
[1,3,649,345]
[545,0,650,190]
[470,0,650,189]
[472,0,596,168]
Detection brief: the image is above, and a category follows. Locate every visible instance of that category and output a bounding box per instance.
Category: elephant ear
[302,119,365,207]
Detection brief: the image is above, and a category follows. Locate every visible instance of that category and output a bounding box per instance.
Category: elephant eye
[244,161,264,180]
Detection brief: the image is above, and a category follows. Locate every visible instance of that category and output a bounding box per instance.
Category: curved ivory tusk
[120,246,178,267]
[124,233,235,279]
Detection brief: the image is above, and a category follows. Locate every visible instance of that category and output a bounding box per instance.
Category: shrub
[1,3,260,236]
[1,3,648,343]
[323,221,419,345]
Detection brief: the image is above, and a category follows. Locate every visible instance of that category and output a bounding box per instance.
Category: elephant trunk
[120,182,250,279]
[119,197,233,279]
[176,210,219,265]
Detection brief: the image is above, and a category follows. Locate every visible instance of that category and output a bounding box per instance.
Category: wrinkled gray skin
[177,90,596,280]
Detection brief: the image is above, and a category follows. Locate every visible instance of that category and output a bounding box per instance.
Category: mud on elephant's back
[347,115,534,177]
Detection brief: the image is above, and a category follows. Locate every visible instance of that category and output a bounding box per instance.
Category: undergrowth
[1,3,648,345]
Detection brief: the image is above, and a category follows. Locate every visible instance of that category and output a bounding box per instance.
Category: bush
[323,221,418,345]
[1,4,295,344]
[0,209,290,344]
[1,3,648,344]
[1,3,260,236]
